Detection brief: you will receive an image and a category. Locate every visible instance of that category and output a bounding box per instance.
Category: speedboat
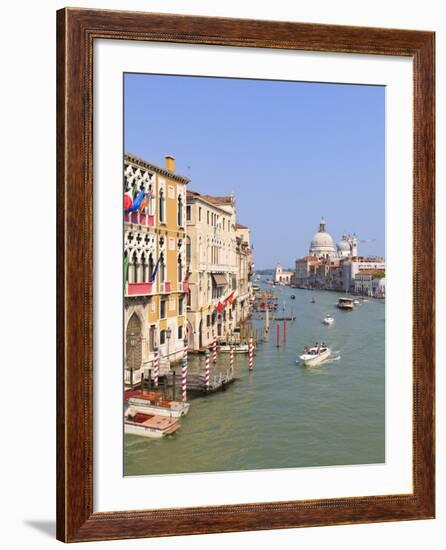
[126,391,190,418]
[298,345,331,367]
[353,299,360,305]
[124,407,181,438]
[323,315,334,325]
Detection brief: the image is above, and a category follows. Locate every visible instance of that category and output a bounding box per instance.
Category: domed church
[309,217,337,259]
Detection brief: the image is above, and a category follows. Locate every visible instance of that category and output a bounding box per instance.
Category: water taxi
[298,345,331,367]
[337,297,354,310]
[323,314,334,325]
[124,408,181,438]
[126,391,190,418]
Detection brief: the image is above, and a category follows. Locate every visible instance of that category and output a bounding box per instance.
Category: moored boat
[337,297,354,310]
[124,408,181,438]
[218,342,250,353]
[126,391,190,418]
[298,345,331,367]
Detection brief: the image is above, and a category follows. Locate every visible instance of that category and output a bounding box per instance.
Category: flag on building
[151,257,161,281]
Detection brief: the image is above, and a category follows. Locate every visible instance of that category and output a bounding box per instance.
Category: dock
[165,368,237,396]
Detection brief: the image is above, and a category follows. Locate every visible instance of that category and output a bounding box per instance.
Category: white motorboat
[298,345,331,367]
[323,315,334,325]
[353,299,360,305]
[218,343,250,353]
[127,394,190,418]
[124,407,181,438]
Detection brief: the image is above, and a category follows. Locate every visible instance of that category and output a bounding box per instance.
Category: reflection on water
[124,285,385,476]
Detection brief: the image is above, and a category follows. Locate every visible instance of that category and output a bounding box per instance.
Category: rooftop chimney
[165,155,175,173]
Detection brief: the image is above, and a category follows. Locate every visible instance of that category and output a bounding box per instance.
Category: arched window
[159,253,165,283]
[140,252,147,283]
[147,184,154,215]
[178,256,183,282]
[159,188,165,223]
[177,195,183,226]
[129,251,138,283]
[186,236,191,265]
[148,254,154,282]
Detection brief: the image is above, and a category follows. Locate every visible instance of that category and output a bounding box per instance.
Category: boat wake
[326,351,342,363]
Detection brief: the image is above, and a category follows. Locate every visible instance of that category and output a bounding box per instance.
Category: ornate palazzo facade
[124,153,189,383]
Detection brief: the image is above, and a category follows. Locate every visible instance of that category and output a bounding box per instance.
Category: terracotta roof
[200,194,233,206]
[236,223,249,229]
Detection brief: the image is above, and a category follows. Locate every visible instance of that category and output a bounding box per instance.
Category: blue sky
[124,74,385,269]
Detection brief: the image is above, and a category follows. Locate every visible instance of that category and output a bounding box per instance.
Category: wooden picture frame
[56,7,435,542]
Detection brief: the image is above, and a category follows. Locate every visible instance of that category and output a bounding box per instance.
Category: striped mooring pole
[153,347,159,388]
[230,345,234,376]
[181,338,188,402]
[212,335,217,363]
[205,349,210,390]
[249,337,254,370]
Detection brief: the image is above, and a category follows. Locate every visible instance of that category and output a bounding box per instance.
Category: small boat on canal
[125,390,190,418]
[298,345,332,367]
[337,297,354,310]
[124,407,181,438]
[290,294,296,299]
[218,342,250,353]
[323,314,334,325]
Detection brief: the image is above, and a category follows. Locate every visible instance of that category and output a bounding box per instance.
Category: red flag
[217,301,224,313]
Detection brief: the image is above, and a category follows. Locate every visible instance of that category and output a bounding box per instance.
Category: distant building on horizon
[294,217,384,294]
[274,263,294,285]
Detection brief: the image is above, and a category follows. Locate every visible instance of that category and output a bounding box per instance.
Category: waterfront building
[342,257,386,291]
[124,153,189,383]
[185,191,240,350]
[294,217,385,292]
[236,224,254,320]
[353,269,386,297]
[294,256,320,287]
[274,263,294,285]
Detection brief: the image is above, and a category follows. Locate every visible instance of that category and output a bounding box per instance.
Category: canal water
[124,283,385,476]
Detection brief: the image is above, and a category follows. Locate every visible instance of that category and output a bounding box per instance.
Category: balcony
[159,281,172,293]
[126,282,153,296]
[124,212,155,227]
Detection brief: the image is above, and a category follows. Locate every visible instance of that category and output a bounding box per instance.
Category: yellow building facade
[124,153,189,383]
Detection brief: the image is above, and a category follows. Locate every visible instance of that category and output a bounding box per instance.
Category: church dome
[337,240,350,251]
[309,218,336,258]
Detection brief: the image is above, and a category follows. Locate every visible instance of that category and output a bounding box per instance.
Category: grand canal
[124,283,385,476]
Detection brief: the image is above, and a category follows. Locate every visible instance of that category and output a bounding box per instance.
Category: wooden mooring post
[276,323,280,348]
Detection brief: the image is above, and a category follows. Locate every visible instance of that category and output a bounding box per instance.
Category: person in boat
[304,346,309,353]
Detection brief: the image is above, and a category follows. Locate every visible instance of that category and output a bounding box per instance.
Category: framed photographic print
[56,8,435,542]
